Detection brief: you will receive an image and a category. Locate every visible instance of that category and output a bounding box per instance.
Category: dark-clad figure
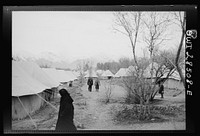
[158,83,164,98]
[87,77,93,92]
[55,89,77,131]
[95,78,100,92]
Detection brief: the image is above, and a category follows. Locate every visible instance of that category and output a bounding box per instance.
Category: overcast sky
[12,11,182,63]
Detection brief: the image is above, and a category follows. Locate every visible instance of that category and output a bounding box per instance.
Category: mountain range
[12,51,115,70]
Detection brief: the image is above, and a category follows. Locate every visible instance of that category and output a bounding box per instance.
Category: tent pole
[17,97,37,129]
[35,93,59,112]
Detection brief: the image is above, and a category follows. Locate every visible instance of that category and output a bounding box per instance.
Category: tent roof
[143,62,160,78]
[65,70,78,80]
[12,61,49,96]
[17,61,59,87]
[162,70,183,80]
[102,70,114,77]
[96,70,104,75]
[114,68,128,77]
[43,68,76,82]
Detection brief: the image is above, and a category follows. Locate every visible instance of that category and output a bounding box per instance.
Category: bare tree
[113,12,142,69]
[103,80,113,104]
[142,12,171,83]
[173,12,186,88]
[141,12,173,102]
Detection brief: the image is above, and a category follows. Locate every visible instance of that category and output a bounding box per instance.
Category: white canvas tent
[143,62,160,78]
[101,70,114,77]
[56,69,77,82]
[42,68,76,83]
[12,61,49,96]
[126,65,138,76]
[65,70,78,81]
[160,70,185,90]
[42,68,62,83]
[114,68,128,77]
[12,61,58,122]
[96,70,104,76]
[17,61,59,88]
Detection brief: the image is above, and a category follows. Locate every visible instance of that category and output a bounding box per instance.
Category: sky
[12,11,182,63]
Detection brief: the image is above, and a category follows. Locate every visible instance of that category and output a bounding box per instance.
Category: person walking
[158,83,164,98]
[55,89,77,131]
[95,78,100,92]
[87,77,93,92]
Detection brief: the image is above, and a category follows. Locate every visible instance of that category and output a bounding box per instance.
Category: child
[95,78,100,92]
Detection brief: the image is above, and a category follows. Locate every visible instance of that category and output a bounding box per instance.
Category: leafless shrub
[102,80,114,104]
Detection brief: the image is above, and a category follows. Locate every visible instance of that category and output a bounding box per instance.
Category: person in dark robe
[158,83,164,98]
[69,81,72,87]
[55,89,77,131]
[95,78,100,92]
[87,77,93,92]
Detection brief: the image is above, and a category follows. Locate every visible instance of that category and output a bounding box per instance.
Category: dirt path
[76,80,185,130]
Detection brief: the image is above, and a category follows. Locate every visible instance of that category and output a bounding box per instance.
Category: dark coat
[55,89,76,131]
[158,84,164,94]
[95,80,100,89]
[87,78,93,86]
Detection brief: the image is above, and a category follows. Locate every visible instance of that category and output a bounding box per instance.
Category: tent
[101,70,114,77]
[65,70,78,81]
[126,65,138,76]
[96,70,104,76]
[12,61,54,121]
[114,68,128,77]
[17,61,59,88]
[42,68,76,83]
[12,61,49,96]
[159,70,185,90]
[143,62,160,78]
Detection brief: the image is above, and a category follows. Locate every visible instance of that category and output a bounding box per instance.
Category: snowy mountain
[12,51,115,70]
[12,50,38,61]
[12,51,70,69]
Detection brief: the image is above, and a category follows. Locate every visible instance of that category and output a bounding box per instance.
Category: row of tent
[12,60,78,97]
[12,60,80,121]
[87,62,185,81]
[13,60,184,97]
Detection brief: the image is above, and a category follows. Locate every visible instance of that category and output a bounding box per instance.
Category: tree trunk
[175,11,186,89]
[175,29,185,88]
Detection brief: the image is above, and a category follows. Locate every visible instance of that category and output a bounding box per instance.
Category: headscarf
[59,89,73,103]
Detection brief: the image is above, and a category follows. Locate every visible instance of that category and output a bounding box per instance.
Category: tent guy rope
[17,97,38,129]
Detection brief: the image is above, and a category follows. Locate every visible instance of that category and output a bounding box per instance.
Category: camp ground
[11,10,187,131]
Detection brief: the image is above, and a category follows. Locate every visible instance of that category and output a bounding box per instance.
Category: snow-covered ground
[12,79,185,131]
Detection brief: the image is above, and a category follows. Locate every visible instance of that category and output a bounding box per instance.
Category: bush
[112,104,184,124]
[102,80,113,104]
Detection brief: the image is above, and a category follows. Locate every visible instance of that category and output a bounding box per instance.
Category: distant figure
[55,89,77,131]
[95,78,100,92]
[69,81,73,87]
[158,83,164,98]
[87,77,93,92]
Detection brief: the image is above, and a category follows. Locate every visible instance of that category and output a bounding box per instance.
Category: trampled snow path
[78,81,185,130]
[80,83,113,130]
